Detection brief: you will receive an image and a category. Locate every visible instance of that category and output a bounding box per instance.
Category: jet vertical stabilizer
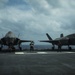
[46,33,53,40]
[60,33,64,38]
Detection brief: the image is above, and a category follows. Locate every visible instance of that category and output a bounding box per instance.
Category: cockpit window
[5,31,16,38]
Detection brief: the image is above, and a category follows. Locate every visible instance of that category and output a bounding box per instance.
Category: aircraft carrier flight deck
[0,49,75,75]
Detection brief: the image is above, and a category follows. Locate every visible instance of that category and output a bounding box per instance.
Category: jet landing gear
[58,46,61,52]
[68,46,72,50]
[18,43,22,51]
[0,45,3,51]
[68,45,72,50]
[52,45,55,50]
[52,46,55,50]
[19,46,22,51]
[58,46,61,50]
[8,46,16,52]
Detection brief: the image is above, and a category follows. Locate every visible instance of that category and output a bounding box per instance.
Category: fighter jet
[40,33,75,50]
[0,31,32,51]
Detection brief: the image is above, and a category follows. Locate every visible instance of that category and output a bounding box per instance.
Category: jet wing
[20,40,32,43]
[39,40,59,44]
[40,40,51,43]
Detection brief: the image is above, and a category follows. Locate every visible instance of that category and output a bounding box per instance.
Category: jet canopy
[5,31,16,38]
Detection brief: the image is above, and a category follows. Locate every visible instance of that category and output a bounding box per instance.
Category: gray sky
[0,0,75,45]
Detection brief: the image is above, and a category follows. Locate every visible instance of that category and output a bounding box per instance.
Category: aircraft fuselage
[1,37,20,46]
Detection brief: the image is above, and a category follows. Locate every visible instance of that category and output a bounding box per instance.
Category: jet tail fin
[46,33,53,40]
[60,33,64,38]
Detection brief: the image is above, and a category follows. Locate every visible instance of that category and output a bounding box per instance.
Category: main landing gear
[0,45,3,51]
[68,46,72,50]
[8,46,16,51]
[58,46,61,50]
[18,44,22,51]
[52,45,55,50]
[19,46,22,51]
[52,46,55,50]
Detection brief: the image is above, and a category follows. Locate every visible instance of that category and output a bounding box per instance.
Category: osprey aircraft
[40,33,75,50]
[0,31,32,50]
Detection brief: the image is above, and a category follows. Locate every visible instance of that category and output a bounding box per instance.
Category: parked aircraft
[40,33,75,50]
[0,31,32,50]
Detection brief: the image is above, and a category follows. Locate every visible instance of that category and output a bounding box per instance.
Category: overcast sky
[0,0,75,45]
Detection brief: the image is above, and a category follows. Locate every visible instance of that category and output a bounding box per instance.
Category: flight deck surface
[0,50,75,75]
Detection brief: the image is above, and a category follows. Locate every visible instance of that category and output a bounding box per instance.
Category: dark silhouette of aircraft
[0,31,32,50]
[40,33,75,50]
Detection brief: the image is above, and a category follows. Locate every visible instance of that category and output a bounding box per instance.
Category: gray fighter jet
[40,33,75,50]
[0,31,32,50]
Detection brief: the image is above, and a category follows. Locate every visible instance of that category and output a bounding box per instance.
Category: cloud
[0,0,9,8]
[0,0,75,44]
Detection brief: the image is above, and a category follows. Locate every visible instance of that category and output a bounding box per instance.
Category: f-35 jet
[40,33,75,50]
[0,31,32,50]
